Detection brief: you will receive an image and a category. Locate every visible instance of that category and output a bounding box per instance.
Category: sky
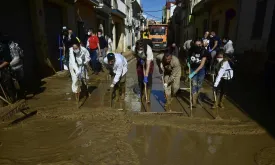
[141,0,166,21]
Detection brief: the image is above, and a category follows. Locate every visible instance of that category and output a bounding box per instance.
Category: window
[251,0,267,39]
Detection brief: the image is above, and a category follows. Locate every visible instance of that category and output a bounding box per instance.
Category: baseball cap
[107,53,115,62]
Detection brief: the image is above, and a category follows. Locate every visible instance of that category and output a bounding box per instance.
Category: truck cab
[148,24,168,51]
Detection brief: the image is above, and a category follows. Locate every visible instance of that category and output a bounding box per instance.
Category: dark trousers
[89,49,99,72]
[0,69,16,103]
[13,68,25,99]
[217,78,228,99]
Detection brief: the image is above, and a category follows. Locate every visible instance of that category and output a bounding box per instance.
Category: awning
[112,9,126,18]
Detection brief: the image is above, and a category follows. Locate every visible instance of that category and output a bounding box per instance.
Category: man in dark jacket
[98,30,107,64]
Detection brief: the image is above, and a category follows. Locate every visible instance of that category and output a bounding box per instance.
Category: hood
[227,40,233,44]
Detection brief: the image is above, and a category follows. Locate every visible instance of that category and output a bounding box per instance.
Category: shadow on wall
[226,51,275,138]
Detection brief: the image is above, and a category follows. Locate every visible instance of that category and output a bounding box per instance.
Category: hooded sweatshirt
[224,40,234,54]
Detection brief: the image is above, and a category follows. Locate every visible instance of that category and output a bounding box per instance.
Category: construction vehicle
[148,24,168,51]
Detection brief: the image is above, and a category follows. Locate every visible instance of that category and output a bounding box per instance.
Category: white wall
[117,0,126,14]
[170,4,176,17]
[236,0,275,53]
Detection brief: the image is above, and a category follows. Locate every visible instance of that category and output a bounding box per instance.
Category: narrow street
[0,53,274,164]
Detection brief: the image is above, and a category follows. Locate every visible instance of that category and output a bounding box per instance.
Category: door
[44,1,63,71]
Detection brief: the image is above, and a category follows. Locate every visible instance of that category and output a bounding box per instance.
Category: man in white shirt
[132,39,154,103]
[104,53,128,101]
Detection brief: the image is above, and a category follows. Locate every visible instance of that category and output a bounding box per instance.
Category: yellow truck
[148,24,168,51]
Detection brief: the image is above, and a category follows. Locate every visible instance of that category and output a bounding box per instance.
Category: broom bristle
[0,100,27,121]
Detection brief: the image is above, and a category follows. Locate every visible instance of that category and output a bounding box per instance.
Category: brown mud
[0,53,274,164]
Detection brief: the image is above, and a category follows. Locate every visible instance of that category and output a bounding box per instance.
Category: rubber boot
[211,101,218,109]
[120,82,126,101]
[164,97,172,112]
[218,95,225,108]
[192,93,198,108]
[147,88,151,104]
[114,88,120,102]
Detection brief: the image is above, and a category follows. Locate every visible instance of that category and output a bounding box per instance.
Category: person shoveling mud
[156,50,181,112]
[68,41,91,102]
[212,50,233,109]
[104,53,128,102]
[132,39,154,104]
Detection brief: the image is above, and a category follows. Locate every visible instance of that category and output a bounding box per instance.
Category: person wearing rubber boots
[212,51,233,109]
[188,39,208,108]
[132,39,154,104]
[156,50,181,112]
[104,53,128,102]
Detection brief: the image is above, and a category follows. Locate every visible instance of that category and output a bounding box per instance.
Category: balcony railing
[113,0,126,15]
[98,0,111,8]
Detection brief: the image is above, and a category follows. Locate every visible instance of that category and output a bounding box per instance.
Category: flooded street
[129,124,275,165]
[0,54,274,164]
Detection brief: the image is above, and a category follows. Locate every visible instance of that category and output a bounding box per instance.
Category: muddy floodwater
[129,124,275,165]
[0,111,275,165]
[0,54,274,164]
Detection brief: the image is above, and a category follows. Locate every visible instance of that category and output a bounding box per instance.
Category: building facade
[0,0,77,83]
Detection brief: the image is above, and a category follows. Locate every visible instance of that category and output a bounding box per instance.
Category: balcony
[112,0,126,18]
[96,0,112,13]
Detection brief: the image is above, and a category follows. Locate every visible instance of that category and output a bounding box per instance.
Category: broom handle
[0,83,9,103]
[189,63,193,117]
[143,64,148,102]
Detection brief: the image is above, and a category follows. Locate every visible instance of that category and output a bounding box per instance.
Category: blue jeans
[191,68,205,94]
[89,49,99,72]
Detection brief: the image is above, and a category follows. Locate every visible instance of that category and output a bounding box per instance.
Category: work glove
[163,83,168,88]
[213,86,218,92]
[140,59,145,65]
[143,76,148,83]
[187,62,190,68]
[189,72,196,79]
[110,84,114,88]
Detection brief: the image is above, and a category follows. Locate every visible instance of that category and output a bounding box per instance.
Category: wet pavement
[0,52,274,164]
[129,124,275,165]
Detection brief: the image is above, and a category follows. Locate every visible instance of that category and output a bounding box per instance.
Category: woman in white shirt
[69,42,91,101]
[212,50,233,109]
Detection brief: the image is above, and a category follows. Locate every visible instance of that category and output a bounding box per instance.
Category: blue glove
[143,76,148,83]
[140,59,145,65]
[189,72,196,79]
[209,49,213,53]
